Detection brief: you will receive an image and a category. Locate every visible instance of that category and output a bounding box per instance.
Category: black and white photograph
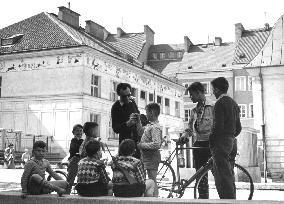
[0,0,283,203]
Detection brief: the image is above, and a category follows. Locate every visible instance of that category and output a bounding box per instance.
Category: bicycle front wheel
[156,160,176,198]
[47,170,67,181]
[194,163,254,200]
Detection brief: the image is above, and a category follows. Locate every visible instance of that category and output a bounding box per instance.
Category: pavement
[0,168,284,201]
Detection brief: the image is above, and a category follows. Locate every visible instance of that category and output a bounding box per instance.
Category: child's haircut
[72,124,83,132]
[145,103,160,116]
[85,140,101,157]
[83,122,98,136]
[32,141,46,150]
[119,139,135,156]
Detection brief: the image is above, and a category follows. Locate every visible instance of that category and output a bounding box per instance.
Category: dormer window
[0,34,24,46]
[239,53,246,59]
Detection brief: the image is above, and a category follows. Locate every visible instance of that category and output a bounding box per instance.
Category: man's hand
[126,119,136,127]
[176,132,189,145]
[21,192,27,199]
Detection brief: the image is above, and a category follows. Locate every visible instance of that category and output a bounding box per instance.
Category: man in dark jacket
[111,83,140,158]
[210,77,242,199]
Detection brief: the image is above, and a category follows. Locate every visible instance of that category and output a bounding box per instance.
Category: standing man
[210,77,242,199]
[178,82,214,199]
[111,83,140,158]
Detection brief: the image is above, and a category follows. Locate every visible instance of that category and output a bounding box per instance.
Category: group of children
[21,102,162,198]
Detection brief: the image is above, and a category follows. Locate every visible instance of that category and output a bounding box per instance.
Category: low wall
[1,192,284,204]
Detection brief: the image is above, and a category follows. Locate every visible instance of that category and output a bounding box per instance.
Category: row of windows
[92,74,181,117]
[183,76,254,96]
[151,51,183,60]
[184,103,254,122]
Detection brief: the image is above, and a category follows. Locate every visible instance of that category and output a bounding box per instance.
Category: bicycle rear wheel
[194,163,254,200]
[47,170,67,181]
[157,161,176,198]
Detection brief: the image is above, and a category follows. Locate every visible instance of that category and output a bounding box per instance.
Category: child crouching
[110,139,155,197]
[21,141,68,198]
[75,140,112,196]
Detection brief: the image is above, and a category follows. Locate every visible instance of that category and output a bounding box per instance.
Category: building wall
[247,66,284,180]
[0,47,185,155]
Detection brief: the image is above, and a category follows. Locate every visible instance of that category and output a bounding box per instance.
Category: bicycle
[157,139,254,200]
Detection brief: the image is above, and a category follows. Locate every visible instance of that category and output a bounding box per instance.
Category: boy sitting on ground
[75,140,112,196]
[21,141,68,198]
[110,139,155,197]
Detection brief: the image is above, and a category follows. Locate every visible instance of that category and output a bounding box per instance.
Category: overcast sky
[0,0,283,44]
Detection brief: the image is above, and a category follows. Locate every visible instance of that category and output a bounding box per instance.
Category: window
[110,81,118,102]
[1,34,23,46]
[177,51,183,58]
[159,53,165,59]
[183,83,190,95]
[140,90,146,100]
[157,95,163,113]
[90,113,100,136]
[165,98,170,115]
[149,93,154,102]
[91,74,100,97]
[238,104,247,118]
[248,76,253,91]
[152,53,158,60]
[235,76,246,91]
[168,52,175,59]
[201,82,210,95]
[109,119,118,140]
[131,87,137,103]
[249,104,254,118]
[175,101,180,117]
[184,109,190,122]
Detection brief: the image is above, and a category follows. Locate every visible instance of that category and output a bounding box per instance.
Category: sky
[0,0,283,44]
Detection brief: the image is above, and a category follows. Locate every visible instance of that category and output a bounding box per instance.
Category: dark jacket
[210,95,242,145]
[68,138,84,160]
[111,99,140,143]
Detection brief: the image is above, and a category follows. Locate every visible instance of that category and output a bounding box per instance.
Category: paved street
[1,168,284,201]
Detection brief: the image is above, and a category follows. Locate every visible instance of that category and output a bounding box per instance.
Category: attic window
[1,34,24,46]
[188,66,193,69]
[239,53,246,59]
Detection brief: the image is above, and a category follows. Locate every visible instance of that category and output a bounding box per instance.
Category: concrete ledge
[1,192,284,204]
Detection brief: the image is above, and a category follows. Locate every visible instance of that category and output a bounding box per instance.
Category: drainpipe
[259,68,268,183]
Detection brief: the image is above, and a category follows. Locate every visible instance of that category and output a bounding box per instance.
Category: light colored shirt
[187,99,214,142]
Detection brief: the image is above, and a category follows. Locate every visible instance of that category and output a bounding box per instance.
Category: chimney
[144,25,155,45]
[264,23,270,31]
[235,23,244,42]
[214,37,222,46]
[117,27,125,37]
[184,36,193,52]
[58,6,80,28]
[85,20,105,41]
